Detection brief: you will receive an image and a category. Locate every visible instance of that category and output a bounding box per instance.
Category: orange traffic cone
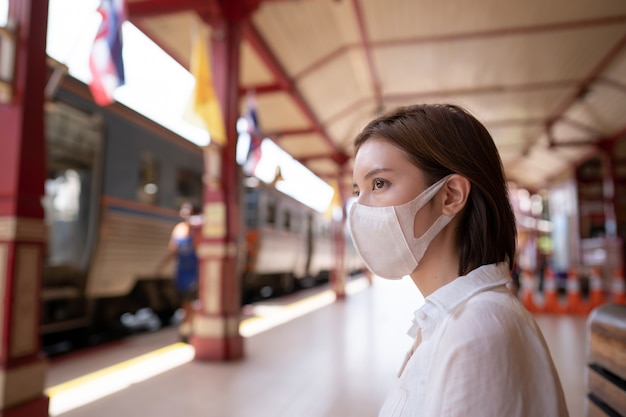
[520,269,539,313]
[565,268,585,314]
[587,266,606,311]
[542,266,563,314]
[612,267,626,305]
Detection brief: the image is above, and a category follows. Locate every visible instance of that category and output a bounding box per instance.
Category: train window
[137,152,159,205]
[176,169,202,209]
[266,200,276,226]
[291,212,301,233]
[283,210,291,231]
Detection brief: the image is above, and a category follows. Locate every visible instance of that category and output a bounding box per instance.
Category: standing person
[348,104,569,416]
[157,202,202,342]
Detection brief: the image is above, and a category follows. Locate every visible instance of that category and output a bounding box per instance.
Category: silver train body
[42,77,363,337]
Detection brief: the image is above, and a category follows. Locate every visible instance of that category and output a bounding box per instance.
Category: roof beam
[352,0,382,113]
[372,15,626,48]
[127,0,213,18]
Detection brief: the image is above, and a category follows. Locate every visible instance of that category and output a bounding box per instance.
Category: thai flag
[89,0,126,106]
[243,90,263,175]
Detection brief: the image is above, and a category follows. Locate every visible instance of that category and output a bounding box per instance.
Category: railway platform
[45,275,587,417]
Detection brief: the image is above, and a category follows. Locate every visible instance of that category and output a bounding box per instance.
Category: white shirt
[379,263,569,417]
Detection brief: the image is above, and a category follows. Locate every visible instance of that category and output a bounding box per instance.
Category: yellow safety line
[46,277,367,399]
[45,342,188,397]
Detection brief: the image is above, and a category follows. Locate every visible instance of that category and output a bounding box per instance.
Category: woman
[348,104,568,416]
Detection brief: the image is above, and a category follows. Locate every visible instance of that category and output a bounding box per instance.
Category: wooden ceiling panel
[507,149,573,188]
[562,82,626,136]
[297,49,373,125]
[549,120,597,144]
[362,0,626,42]
[276,133,334,158]
[375,24,626,95]
[253,0,360,77]
[603,48,626,85]
[536,134,598,161]
[304,158,341,178]
[486,125,544,149]
[325,100,378,152]
[385,88,573,124]
[135,12,201,65]
[251,91,311,133]
[240,40,276,87]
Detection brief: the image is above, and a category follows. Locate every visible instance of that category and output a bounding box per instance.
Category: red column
[191,5,251,360]
[0,0,49,416]
[331,172,350,299]
[331,219,347,300]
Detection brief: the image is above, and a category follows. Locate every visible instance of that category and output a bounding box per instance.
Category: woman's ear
[442,174,470,216]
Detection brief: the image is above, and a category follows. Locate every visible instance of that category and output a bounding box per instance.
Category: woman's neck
[409,230,460,298]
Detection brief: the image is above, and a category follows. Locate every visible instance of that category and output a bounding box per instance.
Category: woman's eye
[353,189,360,197]
[373,179,386,190]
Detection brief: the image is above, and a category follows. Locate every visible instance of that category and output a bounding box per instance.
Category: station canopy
[127,0,626,194]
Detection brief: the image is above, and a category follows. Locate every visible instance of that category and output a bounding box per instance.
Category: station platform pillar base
[191,313,244,361]
[2,395,49,417]
[192,335,244,361]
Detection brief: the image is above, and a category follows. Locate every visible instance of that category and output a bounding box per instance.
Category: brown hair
[354,104,516,275]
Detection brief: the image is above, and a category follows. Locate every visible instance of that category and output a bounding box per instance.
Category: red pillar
[0,0,49,416]
[191,2,258,360]
[331,219,347,300]
[327,173,349,299]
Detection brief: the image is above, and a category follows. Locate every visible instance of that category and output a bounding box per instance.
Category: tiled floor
[46,276,588,417]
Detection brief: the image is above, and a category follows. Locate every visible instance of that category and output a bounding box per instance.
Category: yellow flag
[324,179,343,219]
[190,29,226,146]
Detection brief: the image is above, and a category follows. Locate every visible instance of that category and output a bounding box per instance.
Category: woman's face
[352,137,440,237]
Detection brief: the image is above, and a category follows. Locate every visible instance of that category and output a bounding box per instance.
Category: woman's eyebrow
[353,168,392,189]
[364,168,392,181]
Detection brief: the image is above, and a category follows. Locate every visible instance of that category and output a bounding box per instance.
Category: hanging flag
[190,28,226,146]
[89,0,126,106]
[243,90,262,175]
[244,89,260,136]
[324,179,343,219]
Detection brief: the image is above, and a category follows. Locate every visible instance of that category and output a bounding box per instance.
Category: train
[41,73,363,349]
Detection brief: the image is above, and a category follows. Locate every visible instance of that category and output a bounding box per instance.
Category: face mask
[348,176,454,279]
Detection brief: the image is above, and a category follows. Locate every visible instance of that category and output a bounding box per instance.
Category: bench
[587,303,626,416]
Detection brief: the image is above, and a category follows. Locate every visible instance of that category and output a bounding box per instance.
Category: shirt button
[415,309,427,320]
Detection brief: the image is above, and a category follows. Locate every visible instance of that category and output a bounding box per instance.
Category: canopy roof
[127,0,626,194]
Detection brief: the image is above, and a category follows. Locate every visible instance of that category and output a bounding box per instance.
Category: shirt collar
[407,263,511,338]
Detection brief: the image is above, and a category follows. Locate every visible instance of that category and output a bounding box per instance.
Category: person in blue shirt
[158,202,202,342]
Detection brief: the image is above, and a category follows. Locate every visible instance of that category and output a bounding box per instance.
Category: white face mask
[348,176,454,279]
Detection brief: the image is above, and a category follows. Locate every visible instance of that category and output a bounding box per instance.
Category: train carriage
[42,75,363,347]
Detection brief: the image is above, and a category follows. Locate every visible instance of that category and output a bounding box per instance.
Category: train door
[41,102,104,336]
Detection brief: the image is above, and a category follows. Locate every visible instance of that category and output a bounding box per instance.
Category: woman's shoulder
[444,289,537,343]
[172,222,190,237]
